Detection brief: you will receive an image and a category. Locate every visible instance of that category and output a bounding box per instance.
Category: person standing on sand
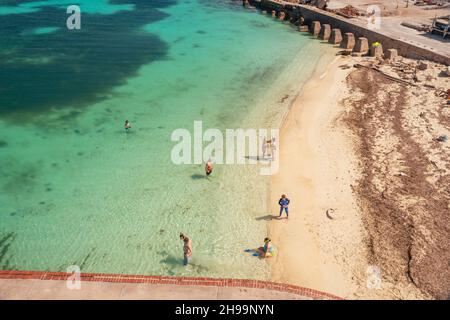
[278,194,290,219]
[124,120,131,132]
[180,233,192,266]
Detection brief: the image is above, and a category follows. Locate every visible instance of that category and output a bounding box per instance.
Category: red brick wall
[0,270,343,300]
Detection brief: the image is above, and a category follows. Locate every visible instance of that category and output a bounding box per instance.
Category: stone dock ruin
[244,0,450,65]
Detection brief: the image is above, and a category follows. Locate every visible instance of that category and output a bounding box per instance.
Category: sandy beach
[269,51,374,299]
[269,48,449,299]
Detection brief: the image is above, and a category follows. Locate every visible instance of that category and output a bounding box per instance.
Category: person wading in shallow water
[262,136,276,160]
[205,159,213,176]
[180,233,192,266]
[124,120,131,132]
[278,194,290,219]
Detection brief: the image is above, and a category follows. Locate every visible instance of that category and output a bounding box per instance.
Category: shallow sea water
[0,0,331,279]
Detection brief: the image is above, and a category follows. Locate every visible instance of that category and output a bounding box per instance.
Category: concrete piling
[340,33,355,50]
[385,49,398,62]
[310,21,321,37]
[299,25,309,32]
[353,37,369,55]
[370,43,384,59]
[318,24,331,41]
[329,29,343,45]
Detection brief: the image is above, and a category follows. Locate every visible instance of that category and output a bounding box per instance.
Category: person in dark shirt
[124,120,131,132]
[278,194,290,219]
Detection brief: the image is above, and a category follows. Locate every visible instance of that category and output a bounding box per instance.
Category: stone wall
[250,0,450,65]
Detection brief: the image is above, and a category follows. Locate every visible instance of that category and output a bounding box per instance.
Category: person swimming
[124,120,131,132]
[205,159,213,176]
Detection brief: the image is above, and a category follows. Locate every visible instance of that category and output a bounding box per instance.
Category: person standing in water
[271,137,277,160]
[278,194,290,219]
[180,233,192,266]
[124,120,131,132]
[205,159,213,176]
[262,136,275,159]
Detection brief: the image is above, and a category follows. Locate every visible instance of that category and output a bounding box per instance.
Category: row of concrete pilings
[243,1,399,61]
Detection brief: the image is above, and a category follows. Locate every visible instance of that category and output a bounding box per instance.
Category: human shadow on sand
[255,214,279,221]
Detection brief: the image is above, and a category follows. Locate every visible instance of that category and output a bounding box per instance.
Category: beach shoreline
[268,50,366,298]
[267,46,449,299]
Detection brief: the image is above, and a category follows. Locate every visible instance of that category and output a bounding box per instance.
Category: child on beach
[258,238,275,258]
[278,194,290,219]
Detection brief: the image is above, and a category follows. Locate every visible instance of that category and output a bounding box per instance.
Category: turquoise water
[0,0,329,279]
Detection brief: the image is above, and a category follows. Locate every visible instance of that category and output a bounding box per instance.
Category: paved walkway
[0,271,342,300]
[0,279,313,300]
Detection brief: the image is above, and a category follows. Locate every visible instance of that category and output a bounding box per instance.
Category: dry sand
[269,49,449,299]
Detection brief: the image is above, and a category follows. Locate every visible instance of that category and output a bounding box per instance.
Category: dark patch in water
[77,151,84,156]
[173,36,186,43]
[196,30,206,34]
[0,0,177,120]
[1,163,40,194]
[0,232,16,269]
[192,43,201,48]
[249,19,270,29]
[0,140,7,148]
[57,110,83,122]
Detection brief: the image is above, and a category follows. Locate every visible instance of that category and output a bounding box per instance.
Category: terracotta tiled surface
[0,270,342,300]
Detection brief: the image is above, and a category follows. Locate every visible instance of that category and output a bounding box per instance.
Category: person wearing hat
[259,237,275,258]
